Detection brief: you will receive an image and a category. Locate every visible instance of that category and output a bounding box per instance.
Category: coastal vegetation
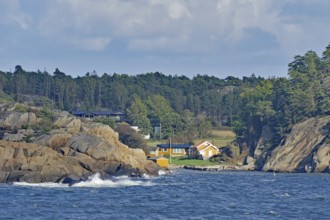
[0,43,330,170]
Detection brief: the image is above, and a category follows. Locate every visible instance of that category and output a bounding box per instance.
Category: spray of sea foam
[71,173,154,188]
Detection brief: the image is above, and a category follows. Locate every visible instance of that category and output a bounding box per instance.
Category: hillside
[1,44,330,173]
[0,103,159,184]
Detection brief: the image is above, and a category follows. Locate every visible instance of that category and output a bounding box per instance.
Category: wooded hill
[1,44,330,148]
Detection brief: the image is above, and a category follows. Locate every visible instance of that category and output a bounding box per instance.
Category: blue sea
[0,169,329,219]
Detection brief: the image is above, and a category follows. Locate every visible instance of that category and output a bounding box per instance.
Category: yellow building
[156,144,193,157]
[188,141,220,160]
[148,156,169,168]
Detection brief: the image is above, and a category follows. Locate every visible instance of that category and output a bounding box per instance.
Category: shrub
[21,124,29,129]
[115,124,149,154]
[36,107,56,122]
[93,117,115,128]
[32,108,57,134]
[0,91,13,102]
[14,103,30,113]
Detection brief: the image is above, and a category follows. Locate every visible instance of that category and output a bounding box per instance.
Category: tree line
[0,43,329,146]
[0,63,263,140]
[233,44,330,152]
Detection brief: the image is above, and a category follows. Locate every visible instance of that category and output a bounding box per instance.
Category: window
[173,148,182,153]
[163,148,167,152]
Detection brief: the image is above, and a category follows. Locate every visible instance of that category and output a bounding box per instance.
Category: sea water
[0,170,329,219]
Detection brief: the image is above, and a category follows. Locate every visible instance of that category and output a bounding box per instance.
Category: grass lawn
[168,156,219,166]
[193,137,233,148]
[206,129,236,147]
[146,128,236,148]
[145,128,243,166]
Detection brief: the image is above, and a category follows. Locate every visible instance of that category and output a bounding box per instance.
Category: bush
[14,103,30,113]
[115,124,149,154]
[36,107,56,122]
[93,117,115,129]
[32,107,57,134]
[0,91,13,102]
[21,124,29,129]
[31,119,53,134]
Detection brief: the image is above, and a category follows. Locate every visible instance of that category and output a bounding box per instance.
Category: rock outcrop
[245,125,276,170]
[259,116,330,173]
[0,107,159,183]
[0,111,38,130]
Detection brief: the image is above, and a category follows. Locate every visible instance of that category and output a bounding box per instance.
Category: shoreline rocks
[183,165,245,171]
[0,108,160,184]
[247,116,330,173]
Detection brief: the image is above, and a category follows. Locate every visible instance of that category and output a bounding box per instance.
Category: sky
[0,0,330,79]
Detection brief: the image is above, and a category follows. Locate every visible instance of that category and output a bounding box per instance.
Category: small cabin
[70,110,126,122]
[189,141,220,160]
[148,156,169,168]
[156,144,193,157]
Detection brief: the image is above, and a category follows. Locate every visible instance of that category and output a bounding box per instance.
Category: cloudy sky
[0,0,329,78]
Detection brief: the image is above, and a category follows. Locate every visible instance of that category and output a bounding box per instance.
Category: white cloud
[0,0,31,29]
[33,0,330,56]
[150,0,191,20]
[1,0,330,78]
[128,35,190,52]
[73,37,112,51]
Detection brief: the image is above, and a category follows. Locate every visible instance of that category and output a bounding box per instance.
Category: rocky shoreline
[1,102,329,185]
[0,104,160,184]
[247,116,330,173]
[182,165,245,171]
[165,163,247,172]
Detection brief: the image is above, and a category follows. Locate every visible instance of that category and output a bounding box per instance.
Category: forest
[0,44,330,149]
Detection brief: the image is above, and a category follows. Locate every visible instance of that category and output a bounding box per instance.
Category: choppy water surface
[0,170,329,219]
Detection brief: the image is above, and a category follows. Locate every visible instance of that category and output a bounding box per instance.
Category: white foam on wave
[274,192,291,197]
[13,182,69,188]
[283,192,290,197]
[12,173,155,188]
[158,169,176,176]
[71,173,154,188]
[269,210,277,215]
[158,170,167,176]
[260,178,275,182]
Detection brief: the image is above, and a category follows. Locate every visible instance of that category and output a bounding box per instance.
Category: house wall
[147,150,158,157]
[200,146,219,160]
[156,158,169,168]
[159,148,186,156]
[189,145,219,160]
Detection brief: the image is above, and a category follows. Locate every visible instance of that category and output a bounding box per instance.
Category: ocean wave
[158,170,167,176]
[259,178,275,182]
[13,182,69,188]
[13,173,155,188]
[71,173,154,188]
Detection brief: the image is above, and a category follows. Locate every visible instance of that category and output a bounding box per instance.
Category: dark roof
[157,144,193,149]
[111,111,125,115]
[90,111,113,115]
[70,111,86,115]
[70,111,123,116]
